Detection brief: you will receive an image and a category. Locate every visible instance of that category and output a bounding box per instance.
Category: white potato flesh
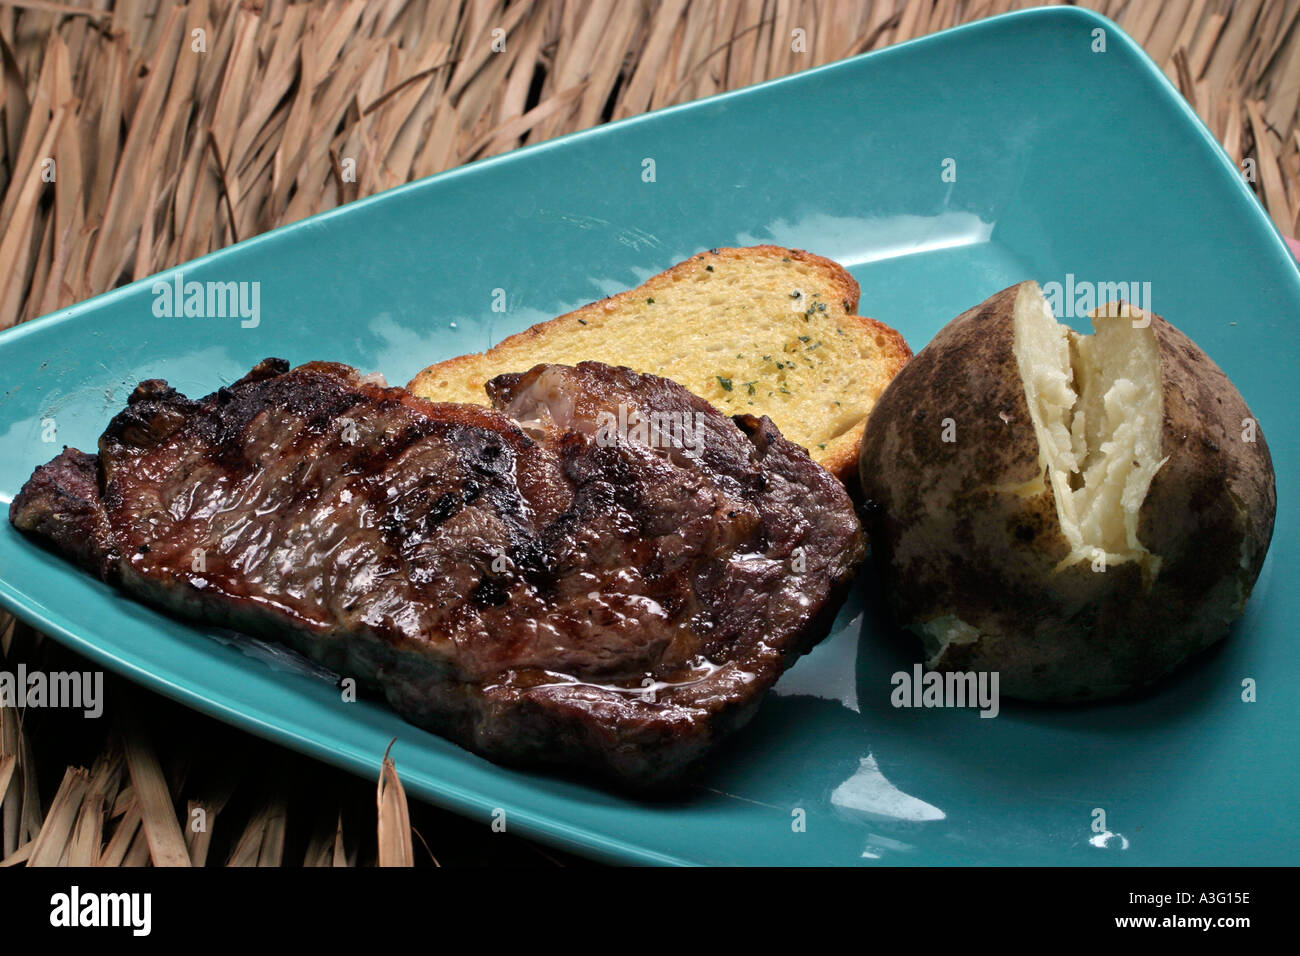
[1011,284,1168,573]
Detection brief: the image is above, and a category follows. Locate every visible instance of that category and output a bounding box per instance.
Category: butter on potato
[859,281,1276,702]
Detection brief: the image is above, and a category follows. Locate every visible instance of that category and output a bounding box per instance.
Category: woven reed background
[1,0,1297,867]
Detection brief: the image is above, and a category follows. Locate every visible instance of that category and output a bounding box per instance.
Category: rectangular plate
[1,7,1297,865]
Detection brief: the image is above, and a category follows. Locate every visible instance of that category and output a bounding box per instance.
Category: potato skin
[859,283,1277,702]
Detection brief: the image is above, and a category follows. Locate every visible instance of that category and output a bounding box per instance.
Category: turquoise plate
[1,6,1297,865]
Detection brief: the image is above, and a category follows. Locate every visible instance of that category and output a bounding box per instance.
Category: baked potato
[858,281,1277,701]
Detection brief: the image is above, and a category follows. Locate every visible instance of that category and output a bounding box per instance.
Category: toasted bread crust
[409,246,912,484]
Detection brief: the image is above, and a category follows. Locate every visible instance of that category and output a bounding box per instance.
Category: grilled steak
[11,358,863,789]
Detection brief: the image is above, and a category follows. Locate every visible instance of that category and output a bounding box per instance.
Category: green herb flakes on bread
[407,246,911,483]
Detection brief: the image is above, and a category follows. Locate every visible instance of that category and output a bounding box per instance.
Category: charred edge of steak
[464,574,861,795]
[729,412,865,661]
[9,447,119,580]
